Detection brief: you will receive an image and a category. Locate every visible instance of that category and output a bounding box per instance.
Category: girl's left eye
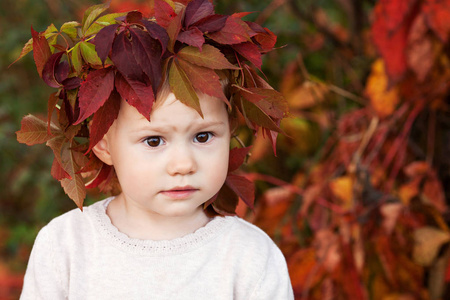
[194,132,213,143]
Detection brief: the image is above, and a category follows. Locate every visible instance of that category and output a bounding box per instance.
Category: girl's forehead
[116,93,229,129]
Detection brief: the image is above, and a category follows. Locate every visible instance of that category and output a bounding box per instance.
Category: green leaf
[71,43,83,75]
[60,21,81,40]
[84,12,126,37]
[16,115,61,146]
[79,41,102,66]
[82,2,110,36]
[178,45,240,70]
[169,59,202,117]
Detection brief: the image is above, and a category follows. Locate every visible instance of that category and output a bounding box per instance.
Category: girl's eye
[145,136,164,147]
[194,132,213,143]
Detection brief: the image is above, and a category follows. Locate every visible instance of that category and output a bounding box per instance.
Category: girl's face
[100,93,230,221]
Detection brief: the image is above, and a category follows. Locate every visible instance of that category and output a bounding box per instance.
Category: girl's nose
[166,147,198,176]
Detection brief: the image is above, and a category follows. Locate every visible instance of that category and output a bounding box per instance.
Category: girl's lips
[160,186,198,199]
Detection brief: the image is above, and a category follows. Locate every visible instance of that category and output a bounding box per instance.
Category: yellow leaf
[329,176,353,209]
[413,226,450,266]
[365,59,400,118]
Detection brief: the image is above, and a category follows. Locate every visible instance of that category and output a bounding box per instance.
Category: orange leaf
[413,226,450,266]
[329,176,353,209]
[365,59,400,118]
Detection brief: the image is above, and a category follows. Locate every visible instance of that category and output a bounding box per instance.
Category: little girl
[17,0,293,298]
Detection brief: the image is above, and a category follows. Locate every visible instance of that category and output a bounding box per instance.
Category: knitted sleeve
[20,226,67,299]
[249,245,294,300]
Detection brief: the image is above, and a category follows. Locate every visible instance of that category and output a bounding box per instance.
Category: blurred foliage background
[2,0,450,299]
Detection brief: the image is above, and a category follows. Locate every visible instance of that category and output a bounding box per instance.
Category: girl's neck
[106,194,211,241]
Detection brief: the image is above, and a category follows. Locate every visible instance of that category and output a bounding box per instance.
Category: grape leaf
[51,158,71,180]
[111,31,144,81]
[87,89,121,153]
[184,0,214,28]
[16,114,60,145]
[82,1,110,35]
[169,59,202,117]
[177,27,205,50]
[84,12,125,37]
[60,21,81,40]
[155,0,177,28]
[226,174,255,209]
[228,146,251,172]
[192,14,227,33]
[94,23,119,64]
[60,142,87,209]
[129,27,163,91]
[114,72,154,121]
[42,51,65,88]
[79,41,103,66]
[176,58,228,104]
[208,14,252,45]
[177,44,239,69]
[75,68,115,124]
[86,164,113,189]
[232,42,262,69]
[31,26,52,78]
[142,20,169,54]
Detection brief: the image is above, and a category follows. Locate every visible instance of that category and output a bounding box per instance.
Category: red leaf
[192,14,227,33]
[115,72,154,121]
[86,164,112,189]
[232,42,262,69]
[142,20,169,54]
[126,11,143,24]
[75,68,115,124]
[129,27,163,90]
[94,23,119,64]
[42,51,65,88]
[176,58,228,105]
[225,174,255,209]
[16,114,60,146]
[208,184,239,215]
[87,89,121,153]
[155,0,176,28]
[228,146,251,172]
[51,158,71,180]
[208,14,252,44]
[184,0,214,27]
[111,31,144,81]
[31,26,52,78]
[371,0,417,83]
[423,0,450,43]
[177,27,205,50]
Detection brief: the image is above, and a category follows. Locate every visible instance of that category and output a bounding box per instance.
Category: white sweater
[21,198,294,299]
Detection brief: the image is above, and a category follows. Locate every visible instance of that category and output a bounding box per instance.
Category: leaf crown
[15,0,288,215]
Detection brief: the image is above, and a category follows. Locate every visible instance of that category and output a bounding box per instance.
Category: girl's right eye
[145,136,164,147]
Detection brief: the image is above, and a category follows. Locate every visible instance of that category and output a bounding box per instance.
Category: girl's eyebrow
[134,120,226,133]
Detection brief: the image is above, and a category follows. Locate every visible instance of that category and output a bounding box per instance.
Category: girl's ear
[92,137,114,166]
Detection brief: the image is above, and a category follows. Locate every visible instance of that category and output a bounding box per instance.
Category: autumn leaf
[111,31,144,81]
[191,14,227,33]
[365,59,400,118]
[228,147,251,172]
[16,114,60,145]
[329,176,353,209]
[413,226,450,267]
[114,72,154,120]
[42,51,65,88]
[60,142,87,209]
[208,14,252,45]
[423,0,450,43]
[75,68,115,124]
[87,89,120,154]
[168,59,201,116]
[154,0,177,28]
[85,164,113,189]
[232,42,262,69]
[79,41,103,66]
[31,26,52,78]
[225,174,255,209]
[177,44,239,70]
[177,27,205,50]
[93,23,120,64]
[176,58,228,104]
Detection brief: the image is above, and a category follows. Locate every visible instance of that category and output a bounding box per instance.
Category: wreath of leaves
[14,0,288,215]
